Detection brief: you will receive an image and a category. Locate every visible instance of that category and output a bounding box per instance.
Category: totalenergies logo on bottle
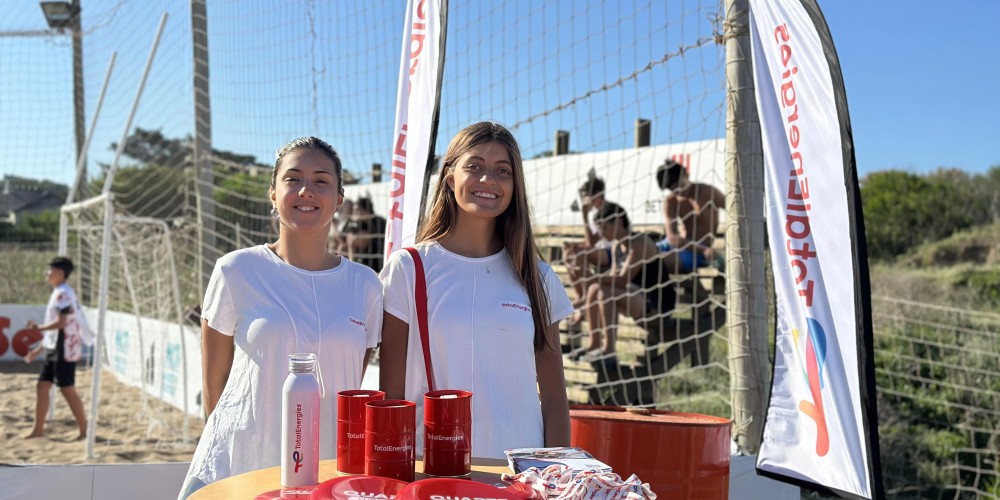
[293,403,305,472]
[792,317,829,457]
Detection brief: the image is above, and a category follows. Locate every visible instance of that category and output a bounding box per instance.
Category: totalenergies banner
[385,0,447,257]
[748,0,883,498]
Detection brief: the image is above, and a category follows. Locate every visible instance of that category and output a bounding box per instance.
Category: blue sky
[820,2,998,175]
[1,0,997,189]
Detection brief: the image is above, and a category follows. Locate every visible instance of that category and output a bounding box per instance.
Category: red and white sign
[385,0,445,258]
[0,305,45,361]
[749,0,883,498]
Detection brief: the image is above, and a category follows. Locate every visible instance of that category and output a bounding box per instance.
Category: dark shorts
[644,286,677,316]
[39,358,77,387]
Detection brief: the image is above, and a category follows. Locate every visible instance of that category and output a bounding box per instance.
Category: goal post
[60,193,198,459]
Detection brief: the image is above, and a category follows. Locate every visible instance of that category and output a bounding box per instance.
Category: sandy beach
[0,361,202,466]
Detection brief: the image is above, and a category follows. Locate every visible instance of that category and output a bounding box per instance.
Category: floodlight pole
[70,1,85,194]
[2,1,86,199]
[191,0,215,299]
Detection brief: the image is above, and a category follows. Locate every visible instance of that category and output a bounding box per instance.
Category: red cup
[422,390,472,477]
[365,399,416,482]
[336,389,384,475]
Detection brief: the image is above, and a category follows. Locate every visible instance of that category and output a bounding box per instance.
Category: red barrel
[570,405,731,498]
[422,389,472,477]
[336,389,384,475]
[365,399,416,482]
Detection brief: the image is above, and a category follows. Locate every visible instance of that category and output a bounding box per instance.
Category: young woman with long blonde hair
[380,122,572,459]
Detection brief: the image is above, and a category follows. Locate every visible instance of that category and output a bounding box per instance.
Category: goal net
[60,193,201,460]
[434,2,730,415]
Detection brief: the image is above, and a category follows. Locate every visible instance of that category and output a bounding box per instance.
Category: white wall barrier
[0,305,47,362]
[86,306,202,418]
[0,462,190,500]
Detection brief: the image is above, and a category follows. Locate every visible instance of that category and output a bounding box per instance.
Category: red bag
[404,248,436,391]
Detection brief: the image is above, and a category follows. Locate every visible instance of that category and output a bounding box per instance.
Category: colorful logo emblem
[792,317,829,456]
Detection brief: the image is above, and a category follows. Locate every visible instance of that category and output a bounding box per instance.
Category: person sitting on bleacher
[561,177,623,325]
[655,158,726,273]
[572,203,675,364]
[343,196,387,272]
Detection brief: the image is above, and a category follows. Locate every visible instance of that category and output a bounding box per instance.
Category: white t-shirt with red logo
[381,242,573,459]
[42,283,84,362]
[179,245,383,496]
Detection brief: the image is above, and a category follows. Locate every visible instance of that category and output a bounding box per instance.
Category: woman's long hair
[418,122,555,352]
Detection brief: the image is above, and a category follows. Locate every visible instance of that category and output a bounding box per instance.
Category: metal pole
[85,192,113,459]
[67,53,116,205]
[554,130,570,156]
[725,0,769,455]
[102,12,169,194]
[71,1,86,195]
[58,212,68,255]
[635,118,651,148]
[191,0,215,299]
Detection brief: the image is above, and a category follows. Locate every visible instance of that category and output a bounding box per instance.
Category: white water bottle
[281,353,321,487]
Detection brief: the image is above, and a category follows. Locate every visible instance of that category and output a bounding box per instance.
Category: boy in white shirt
[23,256,88,440]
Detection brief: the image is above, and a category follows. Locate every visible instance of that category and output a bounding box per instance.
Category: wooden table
[189,458,510,499]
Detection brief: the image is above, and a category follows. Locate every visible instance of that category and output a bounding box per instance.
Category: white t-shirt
[380,242,573,459]
[179,245,383,497]
[586,208,611,249]
[42,283,84,362]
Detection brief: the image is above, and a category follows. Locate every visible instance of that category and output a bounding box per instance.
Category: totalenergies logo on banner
[793,318,830,456]
[773,21,830,459]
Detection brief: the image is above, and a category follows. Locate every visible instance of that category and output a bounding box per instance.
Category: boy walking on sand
[23,256,89,440]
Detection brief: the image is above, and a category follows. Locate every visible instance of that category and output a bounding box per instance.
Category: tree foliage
[90,164,192,220]
[106,127,264,170]
[0,176,67,243]
[860,166,1000,260]
[212,168,273,252]
[109,128,190,168]
[0,209,60,242]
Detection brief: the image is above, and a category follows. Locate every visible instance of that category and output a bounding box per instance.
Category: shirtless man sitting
[656,158,726,273]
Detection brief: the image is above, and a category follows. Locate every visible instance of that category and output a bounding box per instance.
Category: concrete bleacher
[537,224,727,406]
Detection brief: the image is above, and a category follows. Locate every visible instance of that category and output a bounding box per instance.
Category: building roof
[0,180,64,217]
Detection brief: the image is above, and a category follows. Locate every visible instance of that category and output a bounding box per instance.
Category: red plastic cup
[336,389,384,475]
[422,389,472,477]
[365,399,416,482]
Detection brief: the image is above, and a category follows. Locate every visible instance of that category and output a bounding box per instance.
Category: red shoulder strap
[404,247,436,391]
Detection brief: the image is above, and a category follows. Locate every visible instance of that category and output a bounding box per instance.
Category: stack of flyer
[504,447,613,475]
